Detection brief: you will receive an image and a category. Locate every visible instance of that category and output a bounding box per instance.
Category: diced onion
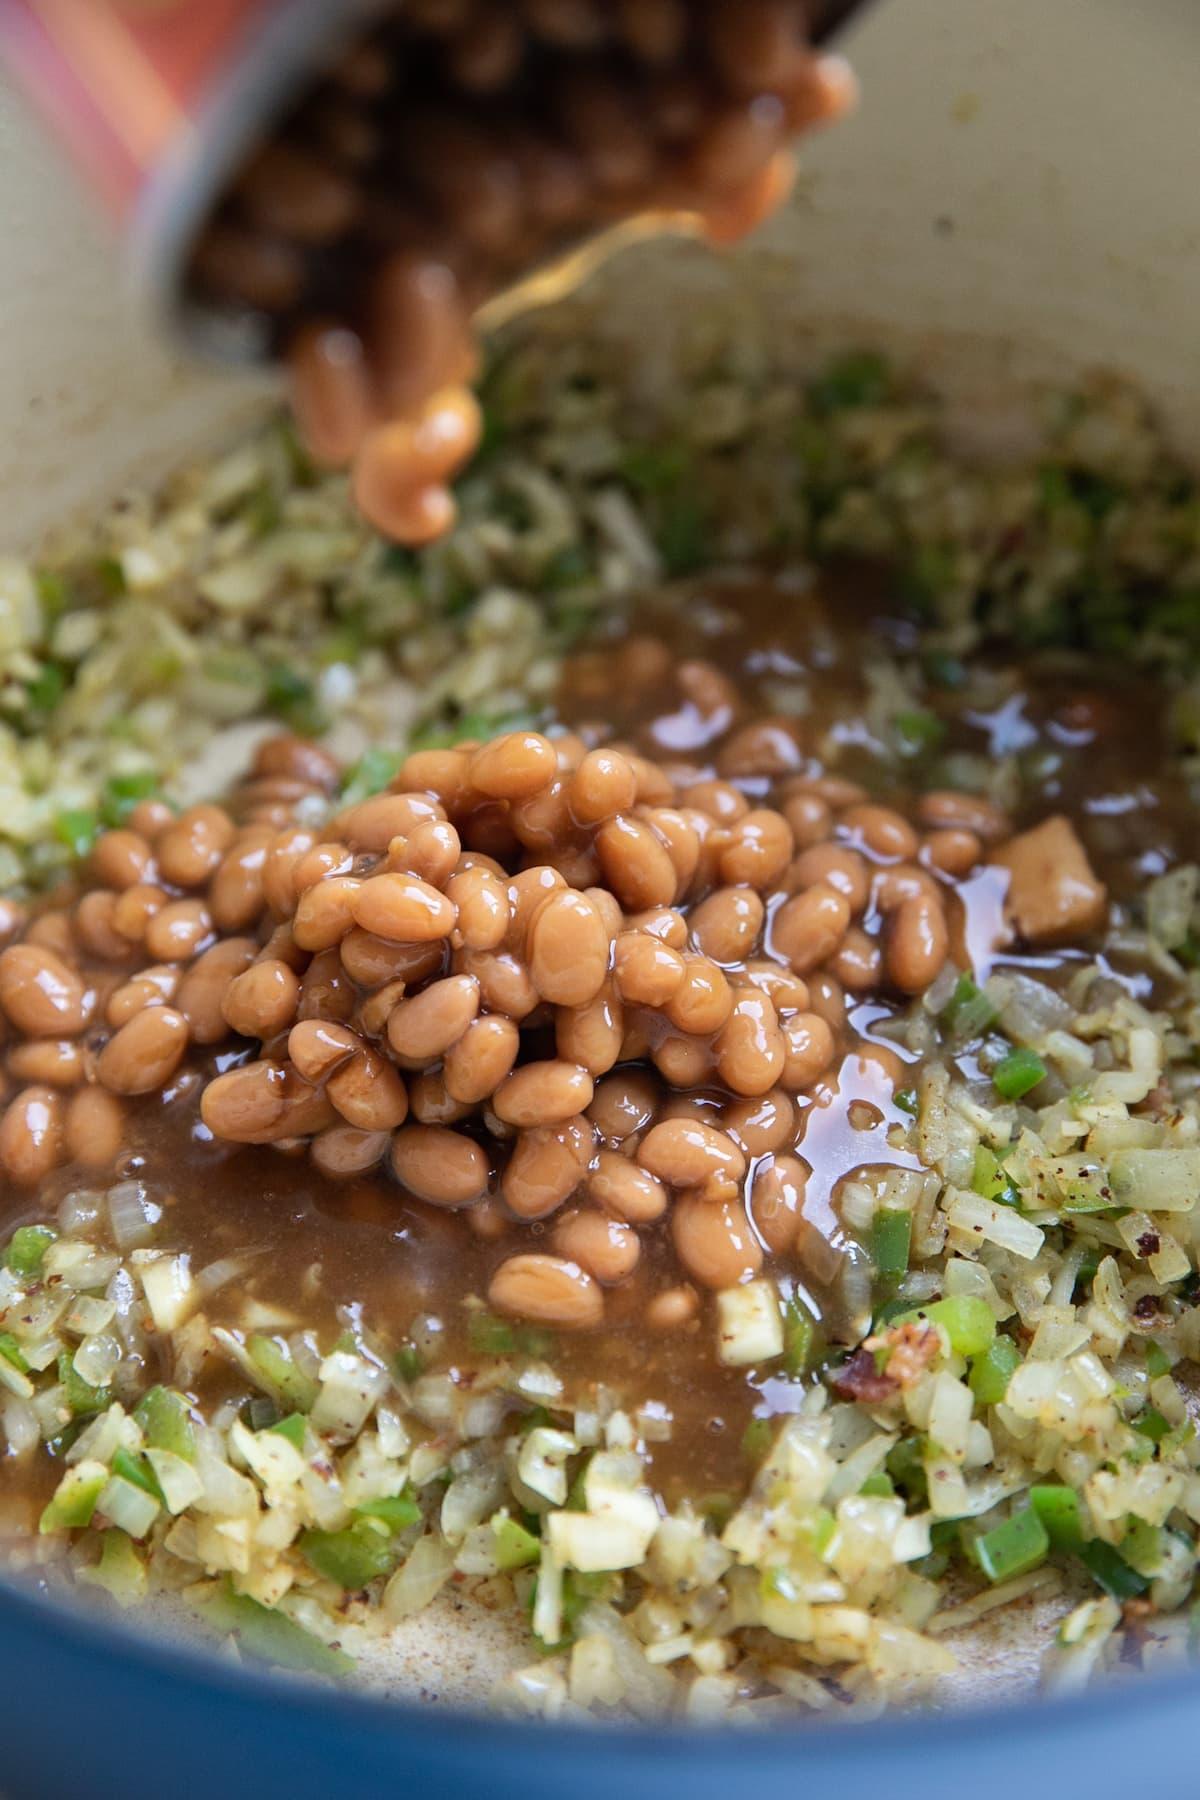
[106,1181,162,1252]
[72,1332,122,1388]
[382,1533,454,1621]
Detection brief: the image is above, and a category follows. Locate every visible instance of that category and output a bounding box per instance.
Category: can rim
[128,0,393,369]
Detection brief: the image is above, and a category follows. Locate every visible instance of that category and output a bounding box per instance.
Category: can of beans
[1,0,867,381]
[0,0,385,362]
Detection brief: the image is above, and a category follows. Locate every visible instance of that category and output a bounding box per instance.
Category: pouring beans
[187,0,854,543]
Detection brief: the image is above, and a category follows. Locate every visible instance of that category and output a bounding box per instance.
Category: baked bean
[144,899,213,963]
[917,790,1009,842]
[829,925,883,992]
[838,803,918,863]
[352,873,456,943]
[749,1152,809,1256]
[443,1014,521,1103]
[641,808,701,899]
[716,718,803,779]
[311,1125,391,1179]
[468,731,557,801]
[690,886,764,964]
[252,736,339,792]
[7,1039,82,1088]
[626,907,688,948]
[780,1010,836,1090]
[525,889,609,1009]
[106,965,179,1028]
[714,990,786,1097]
[398,748,474,812]
[238,141,360,243]
[788,843,869,913]
[222,959,301,1039]
[201,1061,327,1144]
[112,883,168,944]
[288,322,374,468]
[584,886,623,941]
[506,867,568,952]
[387,974,480,1064]
[492,1060,594,1128]
[293,843,354,894]
[126,799,174,841]
[24,915,76,961]
[290,876,361,952]
[587,1149,667,1223]
[502,1115,594,1219]
[363,250,470,416]
[327,1047,409,1131]
[782,790,832,849]
[719,809,794,889]
[672,1193,762,1290]
[772,883,850,974]
[96,1006,189,1095]
[873,863,941,912]
[335,792,444,854]
[723,1088,796,1157]
[596,814,678,911]
[446,866,510,950]
[0,1087,63,1184]
[509,780,573,852]
[64,1085,125,1170]
[665,956,733,1035]
[341,930,445,988]
[806,971,847,1034]
[395,818,461,889]
[176,937,257,1043]
[357,977,408,1040]
[735,961,810,1012]
[921,828,982,879]
[489,1252,602,1329]
[197,220,301,312]
[157,805,236,889]
[587,1070,658,1143]
[652,1030,714,1089]
[552,1208,639,1284]
[90,829,154,891]
[74,891,134,963]
[645,1284,699,1332]
[208,833,272,931]
[391,1124,489,1206]
[0,945,90,1037]
[454,948,538,1020]
[409,1069,476,1125]
[298,948,357,1024]
[288,1019,361,1084]
[637,1117,745,1189]
[613,933,686,1006]
[568,748,637,826]
[886,893,949,994]
[683,780,746,825]
[261,828,317,916]
[555,977,624,1076]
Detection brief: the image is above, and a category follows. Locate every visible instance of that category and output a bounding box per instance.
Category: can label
[0,0,276,216]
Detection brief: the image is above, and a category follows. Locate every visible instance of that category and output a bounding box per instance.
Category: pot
[0,0,1198,1793]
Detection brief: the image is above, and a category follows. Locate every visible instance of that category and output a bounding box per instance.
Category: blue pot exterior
[3,1575,1197,1800]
